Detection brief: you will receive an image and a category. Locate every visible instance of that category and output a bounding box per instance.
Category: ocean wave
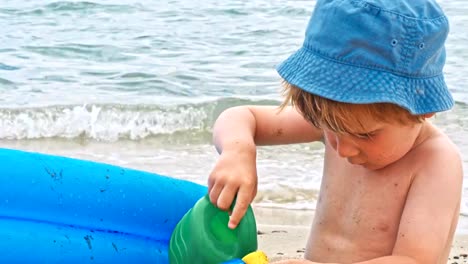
[2,2,144,16]
[1,99,466,142]
[0,98,279,142]
[23,44,136,62]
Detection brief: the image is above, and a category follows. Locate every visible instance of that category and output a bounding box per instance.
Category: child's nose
[335,136,359,158]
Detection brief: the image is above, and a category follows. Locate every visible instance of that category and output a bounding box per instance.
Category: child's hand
[208,147,257,229]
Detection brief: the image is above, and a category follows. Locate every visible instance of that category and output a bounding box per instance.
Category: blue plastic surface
[0,148,207,263]
[222,259,246,264]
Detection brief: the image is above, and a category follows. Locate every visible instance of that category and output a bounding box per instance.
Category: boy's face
[323,119,424,170]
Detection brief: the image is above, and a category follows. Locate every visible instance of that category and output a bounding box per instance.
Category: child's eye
[355,132,375,140]
[356,134,369,139]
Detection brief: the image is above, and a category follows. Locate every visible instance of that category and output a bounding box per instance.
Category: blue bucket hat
[277,0,454,114]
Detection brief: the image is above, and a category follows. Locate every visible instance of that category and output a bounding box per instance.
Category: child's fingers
[208,182,223,206]
[228,186,251,229]
[217,185,239,211]
[207,174,215,191]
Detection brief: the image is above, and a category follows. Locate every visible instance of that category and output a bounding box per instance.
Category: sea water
[0,0,467,228]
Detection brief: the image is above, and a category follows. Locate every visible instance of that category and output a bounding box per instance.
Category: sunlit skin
[208,105,462,264]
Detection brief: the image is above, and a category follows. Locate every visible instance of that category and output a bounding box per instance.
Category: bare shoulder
[412,126,462,177]
[409,127,463,193]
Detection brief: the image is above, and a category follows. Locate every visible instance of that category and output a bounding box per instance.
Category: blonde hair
[280,81,425,135]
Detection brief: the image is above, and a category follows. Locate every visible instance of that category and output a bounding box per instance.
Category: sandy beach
[254,207,468,264]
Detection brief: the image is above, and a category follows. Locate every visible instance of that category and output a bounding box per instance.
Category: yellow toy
[242,251,269,264]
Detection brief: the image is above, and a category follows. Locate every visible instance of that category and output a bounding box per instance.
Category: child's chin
[362,163,389,171]
[348,159,388,170]
[350,161,375,170]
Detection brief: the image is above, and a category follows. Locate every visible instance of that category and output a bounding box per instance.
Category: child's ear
[423,113,435,119]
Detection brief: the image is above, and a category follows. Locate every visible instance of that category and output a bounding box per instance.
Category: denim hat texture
[277,0,454,114]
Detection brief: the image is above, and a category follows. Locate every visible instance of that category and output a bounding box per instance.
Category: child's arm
[208,105,323,228]
[388,141,463,264]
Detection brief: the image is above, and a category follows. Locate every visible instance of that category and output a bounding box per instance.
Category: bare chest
[306,150,414,262]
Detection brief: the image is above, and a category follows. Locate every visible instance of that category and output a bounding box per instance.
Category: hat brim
[276,47,454,115]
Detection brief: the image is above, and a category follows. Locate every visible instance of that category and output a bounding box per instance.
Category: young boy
[208,0,463,263]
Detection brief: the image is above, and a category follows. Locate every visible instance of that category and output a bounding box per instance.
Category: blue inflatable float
[0,148,207,263]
